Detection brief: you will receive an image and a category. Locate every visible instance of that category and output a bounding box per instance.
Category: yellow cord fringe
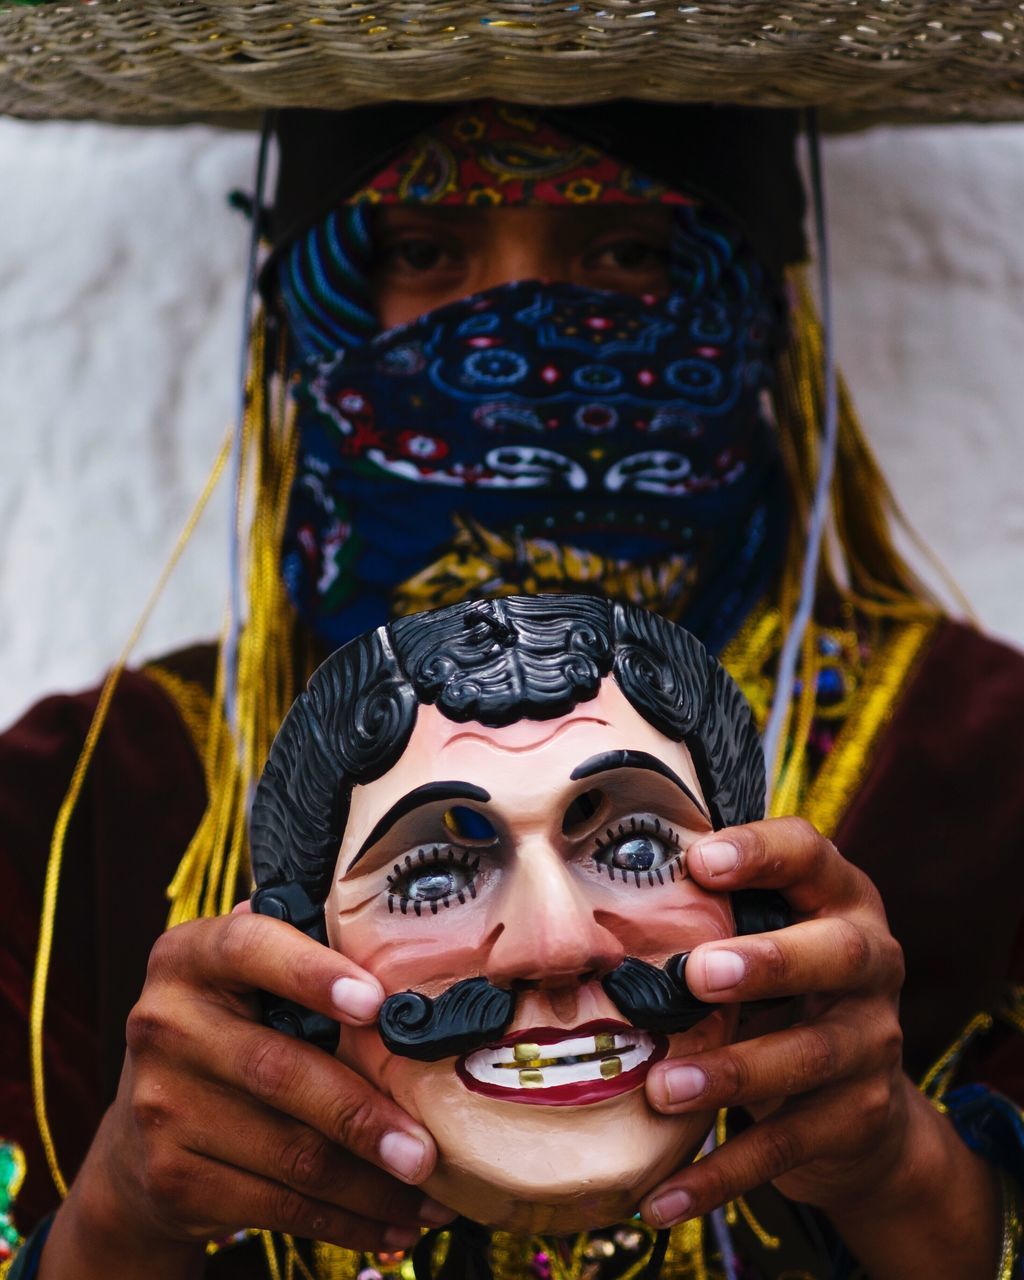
[758,270,945,816]
[29,427,232,1200]
[166,314,298,927]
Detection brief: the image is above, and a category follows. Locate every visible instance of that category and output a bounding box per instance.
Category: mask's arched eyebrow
[569,750,710,824]
[347,781,491,872]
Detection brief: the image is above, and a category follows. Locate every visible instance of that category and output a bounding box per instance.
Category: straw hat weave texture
[1,2,1022,123]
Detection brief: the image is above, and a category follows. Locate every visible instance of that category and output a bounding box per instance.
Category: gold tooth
[514,1042,542,1063]
[600,1057,623,1079]
[594,1033,615,1053]
[519,1069,545,1087]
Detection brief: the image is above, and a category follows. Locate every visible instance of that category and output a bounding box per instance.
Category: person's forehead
[370,205,672,229]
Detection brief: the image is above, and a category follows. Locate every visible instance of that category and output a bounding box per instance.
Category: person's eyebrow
[569,750,711,824]
[347,781,491,871]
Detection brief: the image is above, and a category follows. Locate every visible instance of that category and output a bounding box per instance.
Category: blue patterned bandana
[278,203,788,654]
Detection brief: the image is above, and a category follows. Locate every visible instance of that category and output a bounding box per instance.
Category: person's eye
[376,236,460,275]
[386,846,481,916]
[587,238,669,274]
[591,817,683,885]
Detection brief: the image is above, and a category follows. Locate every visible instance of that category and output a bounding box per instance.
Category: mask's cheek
[593,882,734,963]
[328,900,503,996]
[337,1022,454,1126]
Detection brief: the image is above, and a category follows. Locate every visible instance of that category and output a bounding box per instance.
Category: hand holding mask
[251,595,781,1233]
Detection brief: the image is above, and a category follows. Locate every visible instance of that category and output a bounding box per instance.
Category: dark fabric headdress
[266,100,794,656]
[269,101,807,285]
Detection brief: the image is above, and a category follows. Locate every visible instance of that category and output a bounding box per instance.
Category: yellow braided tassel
[166,312,299,927]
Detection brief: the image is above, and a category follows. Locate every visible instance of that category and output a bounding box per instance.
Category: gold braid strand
[29,428,232,1200]
[142,666,214,759]
[996,986,1024,1036]
[662,1219,708,1280]
[774,271,948,624]
[282,1233,317,1280]
[261,1230,284,1280]
[998,1173,1023,1280]
[919,1011,995,1108]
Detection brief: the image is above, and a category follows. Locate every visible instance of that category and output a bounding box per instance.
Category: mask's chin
[420,1090,712,1234]
[366,1008,733,1234]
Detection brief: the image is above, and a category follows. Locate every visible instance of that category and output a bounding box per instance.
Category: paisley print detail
[282,277,787,652]
[352,101,694,207]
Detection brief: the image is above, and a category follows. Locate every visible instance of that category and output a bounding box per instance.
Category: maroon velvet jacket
[3,620,1024,1255]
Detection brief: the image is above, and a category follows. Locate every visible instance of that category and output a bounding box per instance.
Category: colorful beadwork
[0,1141,25,1264]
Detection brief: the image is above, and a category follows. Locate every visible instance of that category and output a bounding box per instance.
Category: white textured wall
[2,119,1023,729]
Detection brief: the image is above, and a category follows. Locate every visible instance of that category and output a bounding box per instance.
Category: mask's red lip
[488,1019,632,1050]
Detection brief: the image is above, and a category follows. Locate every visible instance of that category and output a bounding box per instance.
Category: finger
[127,996,439,1187]
[683,918,904,1003]
[164,1150,430,1252]
[149,913,385,1027]
[687,817,877,916]
[640,1092,854,1227]
[646,1006,898,1113]
[176,1084,453,1229]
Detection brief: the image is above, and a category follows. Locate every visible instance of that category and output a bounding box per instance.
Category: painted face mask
[250,595,770,1232]
[275,104,789,654]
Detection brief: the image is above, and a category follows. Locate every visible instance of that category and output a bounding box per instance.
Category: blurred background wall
[2,120,1023,728]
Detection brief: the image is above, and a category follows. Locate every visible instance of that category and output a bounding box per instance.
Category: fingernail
[383,1226,423,1250]
[648,1188,694,1227]
[419,1197,457,1227]
[331,976,382,1023]
[704,949,745,991]
[380,1131,428,1183]
[659,1064,707,1105]
[696,841,738,876]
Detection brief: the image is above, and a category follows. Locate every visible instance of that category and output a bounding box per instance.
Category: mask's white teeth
[465,1031,654,1091]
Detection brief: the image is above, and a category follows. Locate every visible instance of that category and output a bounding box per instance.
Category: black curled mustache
[377,954,714,1062]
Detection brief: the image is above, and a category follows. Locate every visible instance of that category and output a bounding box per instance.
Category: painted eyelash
[386,845,481,917]
[591,816,684,887]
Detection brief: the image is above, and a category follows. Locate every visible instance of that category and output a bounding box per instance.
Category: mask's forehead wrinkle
[442,715,610,755]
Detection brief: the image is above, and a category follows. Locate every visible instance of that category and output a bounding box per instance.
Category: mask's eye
[387,847,480,917]
[562,789,604,835]
[592,818,683,884]
[443,806,496,842]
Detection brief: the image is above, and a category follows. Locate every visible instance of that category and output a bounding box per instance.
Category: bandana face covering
[276,104,789,654]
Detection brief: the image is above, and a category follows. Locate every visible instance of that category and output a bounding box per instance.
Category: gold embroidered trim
[801,617,937,839]
[723,605,938,837]
[308,1223,719,1280]
[143,663,214,763]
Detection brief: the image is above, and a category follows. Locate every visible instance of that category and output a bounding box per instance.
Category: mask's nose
[483,836,625,991]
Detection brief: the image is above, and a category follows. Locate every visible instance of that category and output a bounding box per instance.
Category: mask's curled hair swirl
[610,601,764,830]
[251,628,419,902]
[391,595,613,726]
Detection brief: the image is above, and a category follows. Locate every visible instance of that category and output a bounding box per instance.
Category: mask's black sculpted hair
[251,594,764,903]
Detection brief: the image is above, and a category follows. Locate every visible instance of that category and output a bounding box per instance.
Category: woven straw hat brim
[1,2,1022,126]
